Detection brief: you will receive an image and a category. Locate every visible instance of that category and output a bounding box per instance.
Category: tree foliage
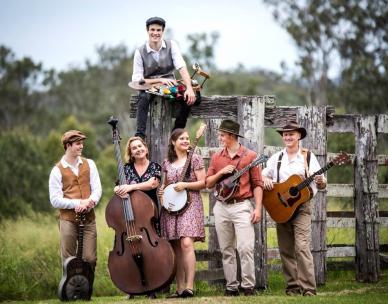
[0,46,54,132]
[0,129,51,218]
[263,0,388,113]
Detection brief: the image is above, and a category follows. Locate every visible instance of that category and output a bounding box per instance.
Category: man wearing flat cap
[49,130,102,273]
[205,119,263,296]
[262,121,326,296]
[131,16,196,139]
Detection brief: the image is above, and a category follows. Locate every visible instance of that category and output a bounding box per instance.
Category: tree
[0,45,52,131]
[45,44,135,145]
[263,0,388,113]
[185,32,220,70]
[0,129,51,219]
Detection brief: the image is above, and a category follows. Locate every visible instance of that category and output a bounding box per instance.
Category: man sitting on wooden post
[131,16,196,139]
[205,119,263,296]
[262,121,326,296]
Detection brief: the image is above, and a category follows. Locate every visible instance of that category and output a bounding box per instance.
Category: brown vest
[56,157,95,222]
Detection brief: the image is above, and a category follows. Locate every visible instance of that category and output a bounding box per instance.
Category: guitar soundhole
[289,187,299,197]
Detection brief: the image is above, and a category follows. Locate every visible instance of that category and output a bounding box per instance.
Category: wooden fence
[130,95,388,287]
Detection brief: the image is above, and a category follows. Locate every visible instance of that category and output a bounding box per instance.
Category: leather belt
[223,198,246,205]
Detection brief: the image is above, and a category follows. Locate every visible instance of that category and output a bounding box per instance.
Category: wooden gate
[130,95,388,287]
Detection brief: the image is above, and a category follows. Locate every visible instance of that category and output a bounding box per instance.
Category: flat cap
[61,130,87,146]
[146,16,166,28]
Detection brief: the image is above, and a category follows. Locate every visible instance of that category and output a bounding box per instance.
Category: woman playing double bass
[113,136,161,299]
[158,128,206,298]
[114,136,161,211]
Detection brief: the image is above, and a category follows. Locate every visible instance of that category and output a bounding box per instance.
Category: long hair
[167,128,189,163]
[124,136,149,164]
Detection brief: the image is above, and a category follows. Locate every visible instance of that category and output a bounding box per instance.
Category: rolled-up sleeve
[250,161,264,190]
[206,156,217,178]
[88,159,102,205]
[171,40,186,70]
[132,49,144,82]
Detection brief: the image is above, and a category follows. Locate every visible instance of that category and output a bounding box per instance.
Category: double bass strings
[115,140,141,256]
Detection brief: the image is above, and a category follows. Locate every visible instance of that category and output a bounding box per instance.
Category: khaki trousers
[214,199,255,290]
[276,202,316,294]
[59,219,97,270]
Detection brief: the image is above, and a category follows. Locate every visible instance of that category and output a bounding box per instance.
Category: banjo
[161,124,207,215]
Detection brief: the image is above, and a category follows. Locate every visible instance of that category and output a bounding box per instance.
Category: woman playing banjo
[158,128,206,298]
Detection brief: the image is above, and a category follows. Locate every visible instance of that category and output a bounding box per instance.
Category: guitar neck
[77,222,84,259]
[178,137,200,182]
[230,156,267,182]
[297,161,334,191]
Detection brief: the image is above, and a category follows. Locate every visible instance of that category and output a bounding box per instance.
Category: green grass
[1,201,388,302]
[4,270,388,303]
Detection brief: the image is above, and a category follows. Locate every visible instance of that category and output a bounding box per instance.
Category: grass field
[4,270,388,304]
[1,202,387,303]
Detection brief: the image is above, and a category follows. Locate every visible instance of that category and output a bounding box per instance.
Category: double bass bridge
[126,235,143,243]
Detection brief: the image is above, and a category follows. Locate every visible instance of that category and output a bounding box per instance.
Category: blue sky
[0,0,298,73]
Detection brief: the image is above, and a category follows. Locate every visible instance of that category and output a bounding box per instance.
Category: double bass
[105,117,176,295]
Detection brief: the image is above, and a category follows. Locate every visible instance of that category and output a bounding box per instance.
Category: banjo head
[162,184,188,213]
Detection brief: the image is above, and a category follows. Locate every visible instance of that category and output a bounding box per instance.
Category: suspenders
[276,149,311,183]
[276,152,283,183]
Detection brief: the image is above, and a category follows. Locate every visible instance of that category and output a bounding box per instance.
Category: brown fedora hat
[218,119,244,138]
[276,121,307,139]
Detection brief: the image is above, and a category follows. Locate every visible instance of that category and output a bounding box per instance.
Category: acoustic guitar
[161,124,207,214]
[58,213,94,301]
[263,151,350,223]
[214,154,268,202]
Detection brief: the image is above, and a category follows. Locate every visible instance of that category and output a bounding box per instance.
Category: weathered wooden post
[205,118,223,284]
[298,106,328,285]
[145,96,173,164]
[238,96,268,289]
[354,115,380,282]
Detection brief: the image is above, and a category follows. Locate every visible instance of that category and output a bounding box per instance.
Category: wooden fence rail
[129,95,388,287]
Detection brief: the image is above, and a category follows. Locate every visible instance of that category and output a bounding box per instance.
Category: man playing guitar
[262,121,326,297]
[205,119,263,297]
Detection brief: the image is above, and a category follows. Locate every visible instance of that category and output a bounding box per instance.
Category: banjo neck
[178,124,207,182]
[178,137,200,183]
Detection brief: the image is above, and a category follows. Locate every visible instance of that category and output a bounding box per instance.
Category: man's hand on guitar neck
[314,175,327,190]
[75,198,94,213]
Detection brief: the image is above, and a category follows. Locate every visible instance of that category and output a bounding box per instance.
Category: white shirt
[49,156,102,209]
[262,148,323,195]
[131,40,186,82]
